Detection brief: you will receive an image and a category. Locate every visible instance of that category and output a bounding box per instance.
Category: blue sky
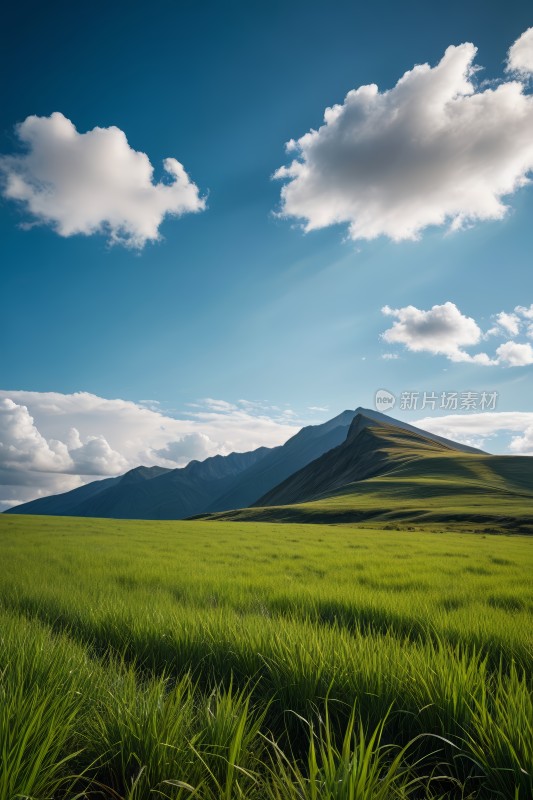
[1,1,533,507]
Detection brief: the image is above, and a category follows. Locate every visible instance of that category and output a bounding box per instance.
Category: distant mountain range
[6,408,361,519]
[7,407,532,530]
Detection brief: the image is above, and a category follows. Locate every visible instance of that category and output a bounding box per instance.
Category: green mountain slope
[203,413,533,531]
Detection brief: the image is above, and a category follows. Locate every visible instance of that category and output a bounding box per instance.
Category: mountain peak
[353,406,372,415]
[348,407,485,455]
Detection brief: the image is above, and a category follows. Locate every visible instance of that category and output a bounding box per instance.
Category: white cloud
[495,340,533,366]
[0,398,130,497]
[486,305,533,339]
[274,37,533,242]
[507,27,533,77]
[515,303,533,320]
[509,425,533,455]
[381,302,533,367]
[0,391,301,510]
[381,302,493,363]
[67,428,130,474]
[199,398,238,413]
[0,112,205,249]
[154,433,218,465]
[491,311,521,336]
[515,304,533,338]
[0,398,71,472]
[415,411,533,455]
[381,353,399,360]
[1,499,30,509]
[0,474,84,514]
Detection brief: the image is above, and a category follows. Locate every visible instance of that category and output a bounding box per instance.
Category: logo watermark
[375,389,396,412]
[374,390,498,413]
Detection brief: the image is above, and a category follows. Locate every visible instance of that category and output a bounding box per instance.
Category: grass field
[0,514,532,799]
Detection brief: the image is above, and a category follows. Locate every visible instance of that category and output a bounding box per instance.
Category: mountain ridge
[6,409,357,519]
[8,407,530,529]
[201,411,533,531]
[254,413,469,508]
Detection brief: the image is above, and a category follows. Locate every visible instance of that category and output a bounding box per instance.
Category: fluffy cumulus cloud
[381,302,533,367]
[0,398,71,473]
[486,304,533,339]
[274,33,533,242]
[154,433,218,464]
[494,340,533,366]
[488,311,521,337]
[381,302,491,363]
[516,303,533,320]
[507,27,533,77]
[0,400,130,478]
[415,412,533,456]
[514,304,533,338]
[67,428,130,474]
[0,391,302,511]
[508,425,533,455]
[0,113,205,248]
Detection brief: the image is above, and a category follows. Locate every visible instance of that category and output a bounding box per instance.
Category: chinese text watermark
[375,389,498,413]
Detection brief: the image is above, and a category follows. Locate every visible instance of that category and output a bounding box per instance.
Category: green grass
[213,472,533,530]
[0,514,532,798]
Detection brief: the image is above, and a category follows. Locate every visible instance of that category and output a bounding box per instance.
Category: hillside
[203,412,533,531]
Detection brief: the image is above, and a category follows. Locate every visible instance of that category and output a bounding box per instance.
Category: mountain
[10,407,528,528]
[6,449,268,520]
[344,407,485,454]
[203,409,358,512]
[254,412,482,507]
[203,411,533,531]
[6,410,356,519]
[6,474,124,517]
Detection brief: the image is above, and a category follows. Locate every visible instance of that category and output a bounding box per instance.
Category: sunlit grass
[0,514,531,798]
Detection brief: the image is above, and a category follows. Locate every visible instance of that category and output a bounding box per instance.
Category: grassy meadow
[0,514,531,799]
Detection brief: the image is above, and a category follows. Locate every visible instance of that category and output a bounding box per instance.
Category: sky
[1,0,533,509]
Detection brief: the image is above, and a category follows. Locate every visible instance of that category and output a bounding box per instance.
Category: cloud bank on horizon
[0,112,205,249]
[0,391,301,511]
[415,411,533,457]
[381,302,533,366]
[275,31,533,242]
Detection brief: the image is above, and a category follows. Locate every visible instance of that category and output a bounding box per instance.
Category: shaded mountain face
[204,409,357,512]
[4,474,123,517]
[6,448,269,520]
[6,410,356,519]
